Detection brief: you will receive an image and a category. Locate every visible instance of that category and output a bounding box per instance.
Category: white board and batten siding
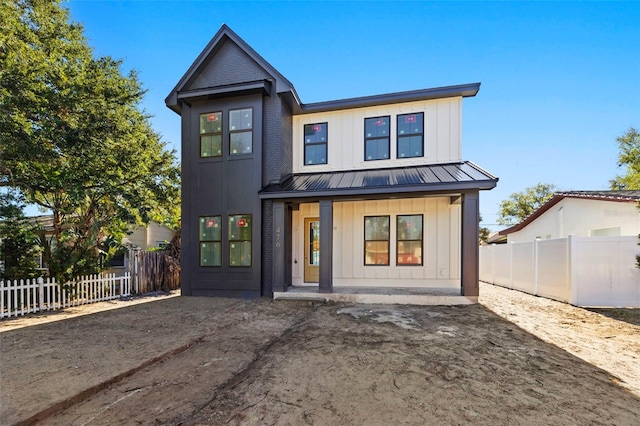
[292,98,462,173]
[292,198,461,288]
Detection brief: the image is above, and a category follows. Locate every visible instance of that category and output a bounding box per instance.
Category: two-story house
[165,25,498,300]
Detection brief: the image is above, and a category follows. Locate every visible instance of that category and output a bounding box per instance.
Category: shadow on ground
[586,308,640,326]
[2,297,639,425]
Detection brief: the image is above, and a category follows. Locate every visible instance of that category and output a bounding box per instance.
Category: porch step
[273,293,327,302]
[273,289,477,306]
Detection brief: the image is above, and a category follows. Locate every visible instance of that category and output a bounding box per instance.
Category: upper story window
[304,122,328,165]
[229,108,253,156]
[364,116,390,161]
[397,113,424,158]
[199,112,222,157]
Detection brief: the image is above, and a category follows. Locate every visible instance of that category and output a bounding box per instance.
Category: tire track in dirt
[171,303,319,425]
[44,301,317,425]
[16,335,206,426]
[12,298,246,426]
[188,303,640,426]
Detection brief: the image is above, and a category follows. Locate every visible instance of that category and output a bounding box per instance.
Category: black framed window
[397,113,424,158]
[304,122,328,165]
[364,116,390,161]
[199,112,222,157]
[199,216,222,266]
[229,214,252,267]
[229,108,253,156]
[397,215,423,266]
[364,216,390,266]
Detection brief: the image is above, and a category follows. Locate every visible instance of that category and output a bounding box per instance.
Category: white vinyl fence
[480,236,640,308]
[1,273,132,319]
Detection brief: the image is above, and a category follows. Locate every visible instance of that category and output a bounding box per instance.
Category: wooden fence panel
[135,251,180,294]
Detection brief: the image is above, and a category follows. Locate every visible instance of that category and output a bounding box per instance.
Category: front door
[304,218,320,282]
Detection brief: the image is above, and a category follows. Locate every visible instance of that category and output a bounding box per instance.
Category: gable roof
[500,190,640,235]
[166,25,481,116]
[165,24,300,114]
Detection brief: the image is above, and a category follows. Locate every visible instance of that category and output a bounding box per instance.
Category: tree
[479,214,490,245]
[0,0,180,283]
[0,191,40,280]
[497,183,557,226]
[610,127,640,191]
[608,127,640,269]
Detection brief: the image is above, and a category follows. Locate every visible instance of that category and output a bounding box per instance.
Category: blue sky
[64,0,639,230]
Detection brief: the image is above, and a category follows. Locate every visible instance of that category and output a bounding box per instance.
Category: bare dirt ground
[1,283,639,425]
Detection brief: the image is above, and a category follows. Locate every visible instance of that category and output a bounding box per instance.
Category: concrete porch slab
[273,286,477,306]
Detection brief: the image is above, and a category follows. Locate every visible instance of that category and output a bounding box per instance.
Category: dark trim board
[177,80,272,104]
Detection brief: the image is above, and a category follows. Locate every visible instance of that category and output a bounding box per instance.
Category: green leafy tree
[608,128,640,269]
[0,191,40,280]
[610,127,640,191]
[497,183,557,226]
[479,214,490,245]
[0,0,180,283]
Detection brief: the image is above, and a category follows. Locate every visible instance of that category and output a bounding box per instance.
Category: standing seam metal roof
[259,162,498,199]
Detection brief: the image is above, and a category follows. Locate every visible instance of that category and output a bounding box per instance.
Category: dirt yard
[1,283,639,425]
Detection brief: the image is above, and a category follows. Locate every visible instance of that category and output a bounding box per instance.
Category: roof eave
[499,195,565,235]
[294,82,481,115]
[259,179,497,200]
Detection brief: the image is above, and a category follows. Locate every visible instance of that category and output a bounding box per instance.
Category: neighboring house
[165,25,498,299]
[123,221,175,251]
[0,215,174,276]
[106,222,176,274]
[486,231,507,245]
[499,191,640,243]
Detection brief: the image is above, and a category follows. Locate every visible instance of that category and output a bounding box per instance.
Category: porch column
[319,199,333,293]
[461,191,480,297]
[272,201,287,292]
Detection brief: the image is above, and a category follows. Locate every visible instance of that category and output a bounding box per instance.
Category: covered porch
[260,162,498,301]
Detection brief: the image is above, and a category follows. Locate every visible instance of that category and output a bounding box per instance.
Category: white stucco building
[500,191,640,243]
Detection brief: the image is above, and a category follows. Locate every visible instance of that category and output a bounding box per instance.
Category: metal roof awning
[259,162,498,200]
